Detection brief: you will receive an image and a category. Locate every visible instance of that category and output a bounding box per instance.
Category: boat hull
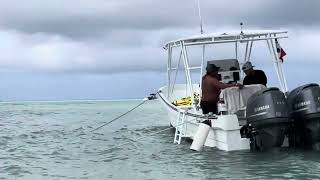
[158,86,250,151]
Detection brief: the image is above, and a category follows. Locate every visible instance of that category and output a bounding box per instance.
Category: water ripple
[1,100,320,179]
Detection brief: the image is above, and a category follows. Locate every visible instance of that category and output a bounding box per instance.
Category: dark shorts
[200,101,218,114]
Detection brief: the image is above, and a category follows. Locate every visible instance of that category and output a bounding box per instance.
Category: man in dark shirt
[201,64,242,114]
[242,61,267,86]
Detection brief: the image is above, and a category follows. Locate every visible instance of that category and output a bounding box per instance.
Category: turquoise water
[1,100,320,179]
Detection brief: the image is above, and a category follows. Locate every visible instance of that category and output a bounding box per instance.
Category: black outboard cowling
[245,87,289,150]
[288,83,320,149]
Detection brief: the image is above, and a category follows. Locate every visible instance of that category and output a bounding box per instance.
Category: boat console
[207,59,240,84]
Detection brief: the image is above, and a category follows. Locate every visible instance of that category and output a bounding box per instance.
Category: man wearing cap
[242,61,267,86]
[201,64,242,114]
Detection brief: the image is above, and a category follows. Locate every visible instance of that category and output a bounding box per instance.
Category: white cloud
[0,27,319,74]
[0,30,96,72]
[0,29,167,73]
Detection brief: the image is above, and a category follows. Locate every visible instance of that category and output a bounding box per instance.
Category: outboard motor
[287,83,320,149]
[245,88,289,150]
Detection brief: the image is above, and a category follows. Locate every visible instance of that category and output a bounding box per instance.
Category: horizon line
[0,98,147,104]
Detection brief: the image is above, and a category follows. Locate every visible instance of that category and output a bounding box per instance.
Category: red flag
[275,38,287,62]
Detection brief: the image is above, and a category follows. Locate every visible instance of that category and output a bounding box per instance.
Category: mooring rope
[90,95,156,132]
[89,91,216,151]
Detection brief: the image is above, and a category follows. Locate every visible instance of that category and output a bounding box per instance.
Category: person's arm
[211,78,238,89]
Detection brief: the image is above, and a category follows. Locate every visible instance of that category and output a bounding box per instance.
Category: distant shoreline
[0,98,147,103]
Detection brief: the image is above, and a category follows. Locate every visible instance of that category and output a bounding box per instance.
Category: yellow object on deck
[172,92,200,106]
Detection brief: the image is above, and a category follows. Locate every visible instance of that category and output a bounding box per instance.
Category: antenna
[240,22,244,34]
[196,0,204,34]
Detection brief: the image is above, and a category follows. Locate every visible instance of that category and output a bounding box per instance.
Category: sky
[0,0,319,101]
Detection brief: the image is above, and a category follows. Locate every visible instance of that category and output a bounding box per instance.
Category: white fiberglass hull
[158,85,250,151]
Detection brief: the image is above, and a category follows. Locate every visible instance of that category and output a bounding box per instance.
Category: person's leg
[200,101,209,114]
[208,102,218,114]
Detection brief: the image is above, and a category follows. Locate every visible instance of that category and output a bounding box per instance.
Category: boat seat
[220,84,266,114]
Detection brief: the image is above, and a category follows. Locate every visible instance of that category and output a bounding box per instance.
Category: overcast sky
[0,0,319,101]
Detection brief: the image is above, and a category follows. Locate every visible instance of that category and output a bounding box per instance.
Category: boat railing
[164,31,288,49]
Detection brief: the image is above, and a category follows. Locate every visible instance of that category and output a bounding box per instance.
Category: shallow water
[1,100,320,179]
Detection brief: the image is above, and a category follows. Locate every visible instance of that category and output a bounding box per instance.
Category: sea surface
[1,100,320,179]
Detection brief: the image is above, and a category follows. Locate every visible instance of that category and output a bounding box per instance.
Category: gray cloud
[0,0,319,75]
[1,0,319,38]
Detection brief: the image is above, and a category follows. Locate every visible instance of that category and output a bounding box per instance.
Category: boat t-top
[157,29,320,151]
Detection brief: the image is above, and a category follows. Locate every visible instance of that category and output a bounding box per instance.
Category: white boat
[157,30,290,151]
